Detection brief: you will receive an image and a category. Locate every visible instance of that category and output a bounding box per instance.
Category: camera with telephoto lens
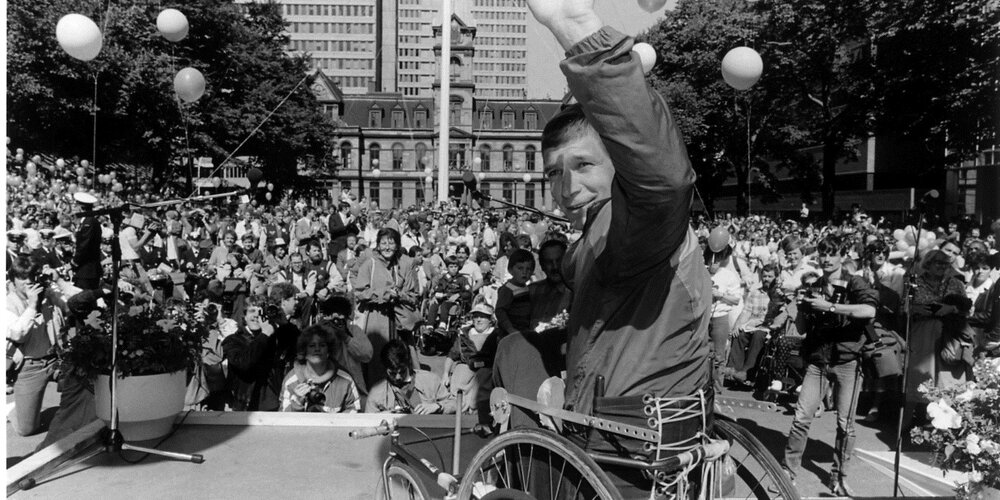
[264,303,284,323]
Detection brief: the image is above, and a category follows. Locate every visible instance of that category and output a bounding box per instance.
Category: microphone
[462,171,482,200]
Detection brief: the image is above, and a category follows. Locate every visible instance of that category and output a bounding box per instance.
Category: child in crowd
[440,304,499,414]
[426,255,473,328]
[494,249,534,339]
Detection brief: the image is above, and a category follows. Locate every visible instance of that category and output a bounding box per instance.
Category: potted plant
[60,298,211,441]
[911,356,1000,499]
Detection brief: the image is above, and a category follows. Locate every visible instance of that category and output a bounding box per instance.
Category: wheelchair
[752,321,806,404]
[354,382,801,500]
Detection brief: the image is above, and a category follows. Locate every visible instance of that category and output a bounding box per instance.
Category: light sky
[525,1,677,99]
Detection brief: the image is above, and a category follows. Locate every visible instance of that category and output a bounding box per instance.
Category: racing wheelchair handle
[349,419,397,439]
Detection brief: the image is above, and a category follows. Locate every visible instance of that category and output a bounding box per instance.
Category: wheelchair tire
[378,461,431,500]
[456,427,622,500]
[712,417,800,500]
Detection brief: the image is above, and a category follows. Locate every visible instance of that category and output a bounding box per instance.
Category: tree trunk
[735,167,749,217]
[822,139,838,221]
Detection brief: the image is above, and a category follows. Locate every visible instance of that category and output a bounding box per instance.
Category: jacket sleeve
[279,372,304,412]
[345,324,373,363]
[561,27,695,277]
[222,329,270,376]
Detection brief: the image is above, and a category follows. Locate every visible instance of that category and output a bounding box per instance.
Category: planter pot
[95,370,187,441]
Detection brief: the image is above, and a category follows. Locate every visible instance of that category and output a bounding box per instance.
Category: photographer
[279,324,360,413]
[222,285,300,411]
[316,295,372,396]
[7,257,69,436]
[365,339,444,414]
[781,234,878,496]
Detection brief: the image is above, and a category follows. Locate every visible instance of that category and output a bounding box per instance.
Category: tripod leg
[120,443,204,463]
[17,441,106,491]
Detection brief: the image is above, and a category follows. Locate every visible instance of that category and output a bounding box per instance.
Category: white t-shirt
[711,267,742,318]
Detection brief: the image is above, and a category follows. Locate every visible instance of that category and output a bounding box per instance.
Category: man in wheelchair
[524,0,714,496]
[425,255,473,330]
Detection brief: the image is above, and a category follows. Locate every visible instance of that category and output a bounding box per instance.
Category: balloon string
[92,73,99,170]
[187,71,311,197]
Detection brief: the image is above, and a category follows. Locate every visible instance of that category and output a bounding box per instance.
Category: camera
[304,381,327,408]
[264,303,284,323]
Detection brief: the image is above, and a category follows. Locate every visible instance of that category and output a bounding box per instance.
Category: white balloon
[56,14,103,61]
[632,42,657,75]
[56,158,66,168]
[637,0,669,13]
[156,9,189,43]
[721,47,763,91]
[174,67,206,103]
[473,157,482,166]
[372,168,381,178]
[477,172,486,181]
[424,176,433,184]
[522,173,532,183]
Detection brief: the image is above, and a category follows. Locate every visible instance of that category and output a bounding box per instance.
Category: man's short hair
[269,282,298,302]
[508,249,535,270]
[338,201,351,212]
[444,255,461,267]
[380,339,413,370]
[816,234,849,256]
[542,103,592,152]
[539,238,568,256]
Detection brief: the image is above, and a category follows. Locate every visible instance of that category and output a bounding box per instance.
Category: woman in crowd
[905,249,969,420]
[353,227,420,387]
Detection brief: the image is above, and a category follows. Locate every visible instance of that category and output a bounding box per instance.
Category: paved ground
[7,365,959,498]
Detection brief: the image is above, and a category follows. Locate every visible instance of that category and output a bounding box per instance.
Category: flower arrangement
[911,356,1000,498]
[60,299,212,380]
[535,309,569,333]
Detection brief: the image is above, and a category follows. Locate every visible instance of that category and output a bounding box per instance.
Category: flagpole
[437,0,452,204]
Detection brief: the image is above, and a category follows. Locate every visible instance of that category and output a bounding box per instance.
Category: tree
[641,0,816,217]
[866,0,999,168]
[7,0,335,187]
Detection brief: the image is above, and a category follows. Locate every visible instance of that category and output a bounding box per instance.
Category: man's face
[281,296,297,316]
[761,270,776,286]
[456,248,469,265]
[346,235,357,249]
[308,246,323,262]
[941,242,961,260]
[386,365,413,388]
[543,126,614,229]
[539,246,565,284]
[818,249,843,274]
[291,256,304,270]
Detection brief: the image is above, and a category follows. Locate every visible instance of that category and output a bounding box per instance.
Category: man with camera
[781,234,878,496]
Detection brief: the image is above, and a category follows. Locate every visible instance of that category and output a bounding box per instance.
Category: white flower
[926,399,963,430]
[968,470,983,483]
[979,439,999,456]
[966,433,982,455]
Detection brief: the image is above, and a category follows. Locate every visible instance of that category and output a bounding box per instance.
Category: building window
[480,182,490,199]
[524,111,537,130]
[392,181,404,208]
[391,109,405,128]
[525,145,536,171]
[502,144,514,171]
[369,181,380,208]
[480,109,493,129]
[449,143,466,170]
[501,110,514,129]
[449,96,463,126]
[415,142,428,169]
[368,143,381,170]
[416,179,425,205]
[414,109,427,128]
[368,107,381,127]
[340,180,352,194]
[340,141,353,168]
[502,182,513,202]
[479,145,491,171]
[525,182,535,207]
[392,143,404,170]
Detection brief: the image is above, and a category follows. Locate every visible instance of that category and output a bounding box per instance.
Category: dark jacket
[222,320,299,411]
[73,215,102,289]
[798,269,879,365]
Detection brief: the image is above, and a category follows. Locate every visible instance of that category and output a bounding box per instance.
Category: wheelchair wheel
[456,428,622,500]
[378,461,431,500]
[711,417,800,500]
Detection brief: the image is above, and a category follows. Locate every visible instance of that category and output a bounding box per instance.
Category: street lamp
[522,173,531,207]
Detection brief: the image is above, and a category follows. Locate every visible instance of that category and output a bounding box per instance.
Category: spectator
[494,248,534,339]
[365,339,444,414]
[279,324,360,413]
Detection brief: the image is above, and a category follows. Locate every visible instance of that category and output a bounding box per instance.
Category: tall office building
[275,0,528,98]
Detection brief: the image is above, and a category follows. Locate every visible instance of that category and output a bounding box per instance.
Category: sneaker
[828,476,853,497]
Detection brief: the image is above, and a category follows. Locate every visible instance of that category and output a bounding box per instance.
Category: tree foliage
[641,0,997,218]
[7,0,336,187]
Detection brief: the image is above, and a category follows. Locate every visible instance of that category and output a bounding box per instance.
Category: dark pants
[728,329,768,373]
[782,360,863,482]
[38,371,96,450]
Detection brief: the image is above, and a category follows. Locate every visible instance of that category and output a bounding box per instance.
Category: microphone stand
[892,204,927,497]
[471,190,569,224]
[14,191,239,491]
